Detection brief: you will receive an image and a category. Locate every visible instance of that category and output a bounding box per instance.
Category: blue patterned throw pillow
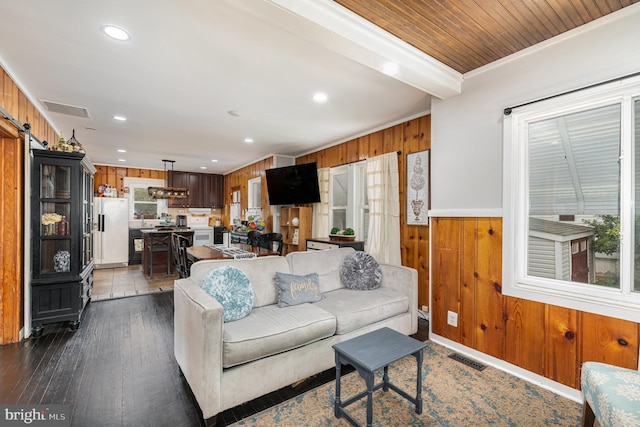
[200,266,254,322]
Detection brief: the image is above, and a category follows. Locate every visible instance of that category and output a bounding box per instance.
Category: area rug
[230,341,582,426]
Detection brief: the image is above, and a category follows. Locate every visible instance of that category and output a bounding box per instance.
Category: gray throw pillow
[275,272,323,307]
[340,252,382,290]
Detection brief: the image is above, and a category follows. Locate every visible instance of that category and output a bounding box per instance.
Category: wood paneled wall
[296,115,431,307]
[93,165,165,195]
[223,158,275,231]
[223,117,431,308]
[1,67,60,344]
[431,217,639,389]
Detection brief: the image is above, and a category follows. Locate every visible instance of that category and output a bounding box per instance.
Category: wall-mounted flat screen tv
[265,162,321,205]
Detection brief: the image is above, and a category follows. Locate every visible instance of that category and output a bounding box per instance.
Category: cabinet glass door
[40,164,72,274]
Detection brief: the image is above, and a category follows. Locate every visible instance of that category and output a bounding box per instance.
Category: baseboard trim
[429,334,583,404]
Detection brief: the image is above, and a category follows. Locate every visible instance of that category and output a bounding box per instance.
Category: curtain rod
[339,150,402,167]
[503,70,640,116]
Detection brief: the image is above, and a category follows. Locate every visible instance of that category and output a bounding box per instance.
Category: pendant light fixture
[147,159,189,199]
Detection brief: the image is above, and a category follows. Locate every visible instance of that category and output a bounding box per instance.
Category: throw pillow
[275,272,323,307]
[340,251,382,290]
[200,266,254,322]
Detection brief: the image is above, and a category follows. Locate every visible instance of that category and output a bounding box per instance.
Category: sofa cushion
[222,304,336,368]
[275,272,323,307]
[340,251,382,290]
[189,256,291,307]
[286,247,355,293]
[200,266,254,322]
[312,288,409,334]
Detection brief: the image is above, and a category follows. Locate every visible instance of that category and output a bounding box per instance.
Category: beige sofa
[173,247,418,426]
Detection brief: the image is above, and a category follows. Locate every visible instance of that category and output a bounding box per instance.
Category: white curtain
[312,167,330,238]
[365,153,401,265]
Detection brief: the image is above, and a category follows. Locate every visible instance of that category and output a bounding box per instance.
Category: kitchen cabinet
[202,173,224,208]
[128,227,148,265]
[168,171,188,208]
[168,171,224,208]
[30,149,96,336]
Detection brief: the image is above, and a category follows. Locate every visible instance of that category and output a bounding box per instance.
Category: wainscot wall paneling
[431,217,639,390]
[1,64,61,344]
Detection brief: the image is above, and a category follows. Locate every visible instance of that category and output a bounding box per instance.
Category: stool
[148,233,171,278]
[581,361,640,427]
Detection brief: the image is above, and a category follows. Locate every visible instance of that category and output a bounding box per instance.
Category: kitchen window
[124,178,166,220]
[329,162,368,241]
[503,75,640,322]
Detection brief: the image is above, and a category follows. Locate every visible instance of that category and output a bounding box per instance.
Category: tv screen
[265,162,321,205]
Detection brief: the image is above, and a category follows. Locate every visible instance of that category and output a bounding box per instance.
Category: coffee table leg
[334,353,342,418]
[365,372,374,427]
[415,350,423,414]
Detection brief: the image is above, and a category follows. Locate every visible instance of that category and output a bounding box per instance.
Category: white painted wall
[430,4,640,214]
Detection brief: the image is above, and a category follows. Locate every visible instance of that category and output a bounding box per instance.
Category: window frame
[123,177,165,220]
[502,75,640,322]
[328,161,368,242]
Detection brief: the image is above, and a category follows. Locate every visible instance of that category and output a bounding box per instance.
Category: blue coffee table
[332,327,426,427]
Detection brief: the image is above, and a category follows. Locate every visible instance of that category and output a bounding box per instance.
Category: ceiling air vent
[40,99,90,118]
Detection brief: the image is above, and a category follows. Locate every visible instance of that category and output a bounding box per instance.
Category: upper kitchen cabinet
[168,171,188,208]
[207,174,224,208]
[168,171,223,208]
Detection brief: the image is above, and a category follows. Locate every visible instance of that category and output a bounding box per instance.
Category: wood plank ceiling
[334,0,640,74]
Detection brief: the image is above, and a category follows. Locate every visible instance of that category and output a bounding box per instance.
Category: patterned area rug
[230,341,582,426]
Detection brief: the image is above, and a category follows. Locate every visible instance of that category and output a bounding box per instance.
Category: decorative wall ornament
[406,150,430,225]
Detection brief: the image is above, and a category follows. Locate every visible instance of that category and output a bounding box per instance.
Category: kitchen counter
[141,228,194,276]
[140,227,192,234]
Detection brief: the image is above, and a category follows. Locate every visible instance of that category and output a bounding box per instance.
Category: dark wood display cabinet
[30,149,96,336]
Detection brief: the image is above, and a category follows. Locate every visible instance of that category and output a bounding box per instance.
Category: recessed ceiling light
[211,159,218,163]
[117,149,127,153]
[244,138,254,144]
[200,166,207,170]
[117,159,126,162]
[381,62,399,76]
[113,115,127,121]
[313,92,328,103]
[101,25,131,41]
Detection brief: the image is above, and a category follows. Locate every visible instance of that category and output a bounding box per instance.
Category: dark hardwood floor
[0,292,429,427]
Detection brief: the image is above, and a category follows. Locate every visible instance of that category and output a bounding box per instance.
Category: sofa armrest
[379,264,419,334]
[174,278,224,419]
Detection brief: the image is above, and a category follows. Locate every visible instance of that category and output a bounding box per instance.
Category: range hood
[147,159,189,199]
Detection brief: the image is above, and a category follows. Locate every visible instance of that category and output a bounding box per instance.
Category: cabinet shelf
[279,206,312,254]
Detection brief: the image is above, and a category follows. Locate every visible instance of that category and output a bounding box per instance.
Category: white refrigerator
[94,197,129,268]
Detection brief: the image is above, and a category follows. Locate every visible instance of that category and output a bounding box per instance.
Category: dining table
[186,243,280,263]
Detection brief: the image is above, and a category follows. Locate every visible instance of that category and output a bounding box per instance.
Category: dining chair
[257,232,283,255]
[247,230,262,247]
[171,233,193,278]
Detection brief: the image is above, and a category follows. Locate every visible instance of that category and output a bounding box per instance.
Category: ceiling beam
[226,0,463,99]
